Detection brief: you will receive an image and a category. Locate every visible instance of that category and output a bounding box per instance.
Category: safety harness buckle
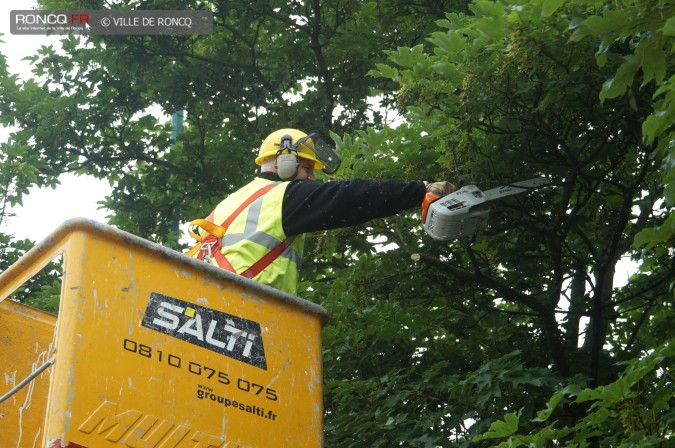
[198,239,218,262]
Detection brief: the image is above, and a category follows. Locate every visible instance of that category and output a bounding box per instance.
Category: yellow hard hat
[256,129,324,170]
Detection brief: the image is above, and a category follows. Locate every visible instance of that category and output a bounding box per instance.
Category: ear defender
[276,153,299,180]
[275,134,299,180]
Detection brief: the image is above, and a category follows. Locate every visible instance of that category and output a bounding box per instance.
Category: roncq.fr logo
[142,292,267,370]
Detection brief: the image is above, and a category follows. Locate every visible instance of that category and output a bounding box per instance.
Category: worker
[188,128,455,295]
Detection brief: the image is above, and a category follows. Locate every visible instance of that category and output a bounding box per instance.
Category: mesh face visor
[297,132,342,174]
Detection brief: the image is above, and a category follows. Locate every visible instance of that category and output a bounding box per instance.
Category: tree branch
[410,253,548,315]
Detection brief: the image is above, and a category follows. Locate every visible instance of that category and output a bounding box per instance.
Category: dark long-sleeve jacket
[257,172,427,236]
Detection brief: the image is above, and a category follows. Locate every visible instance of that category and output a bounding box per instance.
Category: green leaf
[599,54,640,101]
[569,12,628,42]
[641,44,667,85]
[428,31,465,56]
[542,0,566,17]
[470,0,505,18]
[534,391,565,422]
[388,45,425,68]
[664,15,675,36]
[475,412,520,440]
[370,63,399,80]
[583,407,612,426]
[642,105,675,143]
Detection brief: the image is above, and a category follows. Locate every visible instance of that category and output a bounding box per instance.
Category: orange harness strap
[240,235,296,279]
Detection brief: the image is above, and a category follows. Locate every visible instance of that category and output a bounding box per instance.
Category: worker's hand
[424,181,456,197]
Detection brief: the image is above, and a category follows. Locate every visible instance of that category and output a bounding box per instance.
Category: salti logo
[142,292,267,370]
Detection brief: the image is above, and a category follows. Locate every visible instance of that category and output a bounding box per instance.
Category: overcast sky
[1,1,112,241]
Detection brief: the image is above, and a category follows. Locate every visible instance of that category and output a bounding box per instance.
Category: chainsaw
[421,177,551,241]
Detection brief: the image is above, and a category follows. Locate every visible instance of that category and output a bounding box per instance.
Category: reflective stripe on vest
[219,194,301,265]
[207,178,305,294]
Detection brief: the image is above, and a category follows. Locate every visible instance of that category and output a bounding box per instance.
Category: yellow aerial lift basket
[0,219,329,448]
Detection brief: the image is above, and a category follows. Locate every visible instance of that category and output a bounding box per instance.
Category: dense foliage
[0,0,672,446]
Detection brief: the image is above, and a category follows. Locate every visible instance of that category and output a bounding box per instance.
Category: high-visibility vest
[189,178,305,295]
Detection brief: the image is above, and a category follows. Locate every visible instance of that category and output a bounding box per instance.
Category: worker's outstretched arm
[281,178,426,235]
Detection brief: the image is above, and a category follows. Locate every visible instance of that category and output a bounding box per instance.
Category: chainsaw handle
[421,192,441,224]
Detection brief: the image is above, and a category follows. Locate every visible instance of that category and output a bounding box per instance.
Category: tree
[1,0,465,247]
[0,37,62,312]
[1,0,672,446]
[321,0,674,445]
[1,0,464,306]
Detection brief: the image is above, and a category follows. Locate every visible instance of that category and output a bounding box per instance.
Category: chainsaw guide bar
[423,177,550,242]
